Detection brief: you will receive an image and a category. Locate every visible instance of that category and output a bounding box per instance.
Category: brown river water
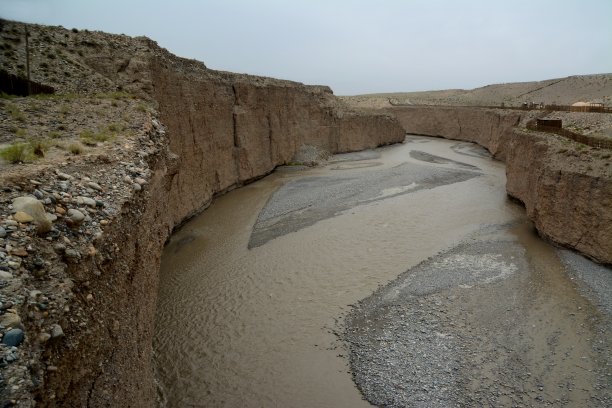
[153,136,608,407]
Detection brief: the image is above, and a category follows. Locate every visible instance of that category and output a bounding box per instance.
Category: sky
[1,0,611,95]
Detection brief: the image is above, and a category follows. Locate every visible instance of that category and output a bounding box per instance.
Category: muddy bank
[0,21,404,406]
[390,106,612,264]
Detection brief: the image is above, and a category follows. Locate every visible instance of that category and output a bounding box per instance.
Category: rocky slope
[0,20,404,407]
[391,106,612,264]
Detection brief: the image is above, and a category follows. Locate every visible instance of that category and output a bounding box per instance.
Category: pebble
[9,247,28,257]
[0,271,13,280]
[76,196,97,208]
[38,332,51,343]
[56,171,74,180]
[0,312,21,328]
[55,206,66,215]
[29,290,42,299]
[0,226,5,238]
[2,328,24,347]
[64,249,80,262]
[13,212,34,223]
[50,324,64,339]
[134,177,146,185]
[66,209,85,227]
[132,183,142,191]
[86,182,102,191]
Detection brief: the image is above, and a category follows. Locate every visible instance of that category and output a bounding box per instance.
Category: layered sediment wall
[390,106,612,265]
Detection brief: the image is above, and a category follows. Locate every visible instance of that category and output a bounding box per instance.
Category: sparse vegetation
[14,128,27,137]
[48,131,62,139]
[107,122,124,132]
[28,138,50,157]
[96,91,133,100]
[0,143,34,163]
[80,129,114,146]
[68,142,85,155]
[6,104,26,122]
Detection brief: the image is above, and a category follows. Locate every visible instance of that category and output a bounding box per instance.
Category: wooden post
[25,24,31,96]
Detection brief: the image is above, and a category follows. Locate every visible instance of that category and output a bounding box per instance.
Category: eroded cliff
[390,106,612,265]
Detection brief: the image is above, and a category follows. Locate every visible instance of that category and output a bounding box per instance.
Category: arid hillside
[341,73,612,108]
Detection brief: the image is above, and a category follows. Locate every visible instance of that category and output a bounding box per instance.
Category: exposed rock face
[390,106,612,265]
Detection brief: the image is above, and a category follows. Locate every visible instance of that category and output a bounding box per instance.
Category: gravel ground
[557,249,612,315]
[249,157,480,248]
[343,223,611,407]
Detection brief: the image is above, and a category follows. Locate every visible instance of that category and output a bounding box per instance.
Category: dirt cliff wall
[151,61,404,227]
[389,106,612,265]
[37,58,404,407]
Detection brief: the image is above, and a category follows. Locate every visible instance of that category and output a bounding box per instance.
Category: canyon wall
[36,51,404,407]
[390,106,612,265]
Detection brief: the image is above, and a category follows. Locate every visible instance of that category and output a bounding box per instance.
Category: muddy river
[153,136,611,407]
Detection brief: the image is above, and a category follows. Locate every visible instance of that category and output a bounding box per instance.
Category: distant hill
[340,74,612,109]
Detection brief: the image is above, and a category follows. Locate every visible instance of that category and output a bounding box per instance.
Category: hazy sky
[2,0,611,95]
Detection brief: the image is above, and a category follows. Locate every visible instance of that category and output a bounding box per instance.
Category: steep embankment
[0,21,404,407]
[391,106,612,265]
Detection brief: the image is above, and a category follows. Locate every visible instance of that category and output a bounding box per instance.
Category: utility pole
[25,24,31,96]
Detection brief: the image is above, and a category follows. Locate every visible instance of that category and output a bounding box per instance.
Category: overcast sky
[2,0,611,95]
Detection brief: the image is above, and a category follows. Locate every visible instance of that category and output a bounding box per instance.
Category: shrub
[6,104,26,122]
[107,123,124,132]
[28,138,50,157]
[96,91,132,100]
[48,131,61,139]
[68,142,84,155]
[0,143,33,163]
[80,129,113,146]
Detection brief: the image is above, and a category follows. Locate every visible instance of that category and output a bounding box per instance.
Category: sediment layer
[390,106,612,264]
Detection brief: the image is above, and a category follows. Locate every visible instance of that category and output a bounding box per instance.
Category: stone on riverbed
[2,328,24,347]
[12,196,52,234]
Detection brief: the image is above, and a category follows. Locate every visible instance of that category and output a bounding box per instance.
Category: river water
[153,136,609,407]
